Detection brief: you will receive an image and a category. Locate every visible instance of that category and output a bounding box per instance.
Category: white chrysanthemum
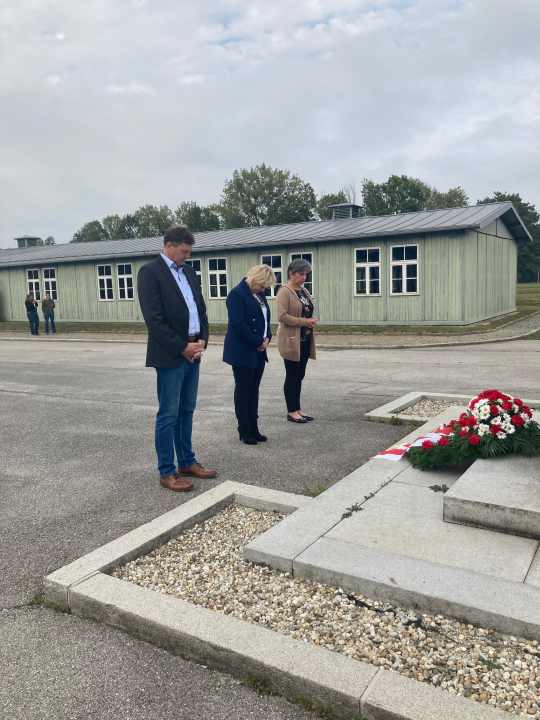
[477,399,488,406]
[477,423,490,436]
[502,413,511,422]
[496,432,507,440]
[472,408,479,419]
[524,416,531,426]
[506,424,515,434]
[513,404,521,413]
[490,416,503,425]
[479,406,491,420]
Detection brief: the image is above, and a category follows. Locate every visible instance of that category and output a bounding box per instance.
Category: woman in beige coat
[276,258,317,424]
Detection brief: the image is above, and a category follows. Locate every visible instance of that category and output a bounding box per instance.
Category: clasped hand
[306,316,318,328]
[181,340,206,363]
[257,337,270,352]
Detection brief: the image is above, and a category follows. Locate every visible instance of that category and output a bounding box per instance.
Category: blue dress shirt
[161,253,200,335]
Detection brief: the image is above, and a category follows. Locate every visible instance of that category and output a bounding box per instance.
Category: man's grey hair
[287,258,312,278]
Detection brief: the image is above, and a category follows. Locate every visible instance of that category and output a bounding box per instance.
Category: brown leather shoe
[177,462,217,479]
[160,474,194,492]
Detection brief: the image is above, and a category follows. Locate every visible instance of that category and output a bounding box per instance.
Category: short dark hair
[45,292,51,296]
[163,225,195,247]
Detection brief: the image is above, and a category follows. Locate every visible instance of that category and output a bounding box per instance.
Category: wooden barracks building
[0,202,532,326]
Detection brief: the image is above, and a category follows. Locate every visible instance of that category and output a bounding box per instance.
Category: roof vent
[327,203,362,220]
[15,235,40,248]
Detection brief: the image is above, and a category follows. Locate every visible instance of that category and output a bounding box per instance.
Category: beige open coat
[275,284,316,362]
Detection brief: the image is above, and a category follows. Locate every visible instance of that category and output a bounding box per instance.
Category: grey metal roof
[0,202,531,268]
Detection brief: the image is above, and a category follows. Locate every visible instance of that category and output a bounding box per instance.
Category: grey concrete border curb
[44,481,506,719]
[364,391,540,423]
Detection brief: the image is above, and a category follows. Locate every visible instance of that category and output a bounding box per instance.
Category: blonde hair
[246,264,276,288]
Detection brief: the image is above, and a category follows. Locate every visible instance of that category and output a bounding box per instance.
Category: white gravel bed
[400,399,454,417]
[113,505,540,716]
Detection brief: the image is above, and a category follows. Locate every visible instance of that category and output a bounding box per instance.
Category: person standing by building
[25,294,40,336]
[137,225,217,492]
[276,258,317,423]
[223,265,275,445]
[42,292,56,334]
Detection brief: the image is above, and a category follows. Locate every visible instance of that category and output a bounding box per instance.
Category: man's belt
[187,334,200,342]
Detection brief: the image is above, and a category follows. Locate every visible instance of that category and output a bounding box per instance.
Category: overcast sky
[1,0,539,248]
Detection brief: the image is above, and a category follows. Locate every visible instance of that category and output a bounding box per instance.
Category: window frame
[207,257,228,299]
[289,252,314,296]
[261,254,282,298]
[27,268,41,301]
[43,268,58,301]
[97,264,114,302]
[353,247,382,297]
[184,259,202,286]
[390,244,419,296]
[116,263,134,301]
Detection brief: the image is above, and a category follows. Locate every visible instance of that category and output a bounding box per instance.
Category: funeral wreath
[406,390,540,470]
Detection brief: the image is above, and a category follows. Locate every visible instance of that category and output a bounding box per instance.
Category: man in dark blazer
[137,225,216,491]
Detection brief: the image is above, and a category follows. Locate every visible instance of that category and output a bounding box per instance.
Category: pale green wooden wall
[0,224,520,325]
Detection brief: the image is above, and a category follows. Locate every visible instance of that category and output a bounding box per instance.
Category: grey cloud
[1,0,539,246]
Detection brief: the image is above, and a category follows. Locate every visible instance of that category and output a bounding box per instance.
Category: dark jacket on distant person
[42,299,56,314]
[223,279,272,368]
[25,300,38,313]
[137,255,209,369]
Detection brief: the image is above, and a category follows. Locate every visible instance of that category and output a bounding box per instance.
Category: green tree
[113,214,139,240]
[133,204,174,237]
[361,175,469,216]
[102,214,122,240]
[37,236,56,246]
[478,192,540,283]
[217,164,317,228]
[71,220,108,243]
[175,201,221,232]
[316,190,348,220]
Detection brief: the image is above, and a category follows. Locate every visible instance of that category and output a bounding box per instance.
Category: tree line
[66,164,539,282]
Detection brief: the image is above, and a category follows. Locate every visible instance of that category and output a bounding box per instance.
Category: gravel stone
[400,399,454,417]
[113,504,540,717]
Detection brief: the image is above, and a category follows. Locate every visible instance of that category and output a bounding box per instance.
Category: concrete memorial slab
[444,454,540,539]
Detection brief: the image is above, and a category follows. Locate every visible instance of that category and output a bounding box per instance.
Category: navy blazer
[137,255,209,368]
[223,279,272,368]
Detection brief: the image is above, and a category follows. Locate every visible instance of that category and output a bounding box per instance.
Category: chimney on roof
[15,235,40,248]
[327,203,362,220]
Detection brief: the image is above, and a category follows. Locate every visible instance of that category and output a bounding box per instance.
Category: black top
[137,255,209,369]
[25,300,38,313]
[296,289,313,342]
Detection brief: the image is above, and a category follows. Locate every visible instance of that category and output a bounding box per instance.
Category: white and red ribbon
[372,425,454,461]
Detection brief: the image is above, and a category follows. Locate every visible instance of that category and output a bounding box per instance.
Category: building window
[117,264,134,300]
[97,265,114,301]
[261,254,282,297]
[391,245,419,294]
[208,258,228,298]
[290,253,313,295]
[185,259,202,286]
[354,248,381,296]
[27,268,40,300]
[43,268,58,300]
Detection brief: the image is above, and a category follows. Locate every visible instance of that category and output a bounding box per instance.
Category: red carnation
[467,416,477,427]
[469,434,480,445]
[422,440,433,449]
[490,424,502,434]
[512,415,524,427]
[438,436,450,446]
[459,418,468,428]
[523,406,532,418]
[514,399,523,406]
[448,420,457,428]
[501,394,510,401]
[489,405,499,415]
[502,401,513,411]
[459,429,468,437]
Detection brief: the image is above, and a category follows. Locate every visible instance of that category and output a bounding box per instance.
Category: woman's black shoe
[299,414,314,421]
[238,424,258,445]
[250,421,267,442]
[287,415,308,424]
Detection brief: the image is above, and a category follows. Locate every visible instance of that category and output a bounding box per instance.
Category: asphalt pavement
[1,338,539,719]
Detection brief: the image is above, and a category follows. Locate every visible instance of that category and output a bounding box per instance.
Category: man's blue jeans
[44,313,56,333]
[155,360,199,479]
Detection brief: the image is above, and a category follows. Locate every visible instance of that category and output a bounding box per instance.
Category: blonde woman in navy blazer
[223,265,276,445]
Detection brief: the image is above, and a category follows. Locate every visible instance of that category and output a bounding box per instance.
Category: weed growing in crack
[303,480,331,497]
[245,675,274,695]
[429,484,450,493]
